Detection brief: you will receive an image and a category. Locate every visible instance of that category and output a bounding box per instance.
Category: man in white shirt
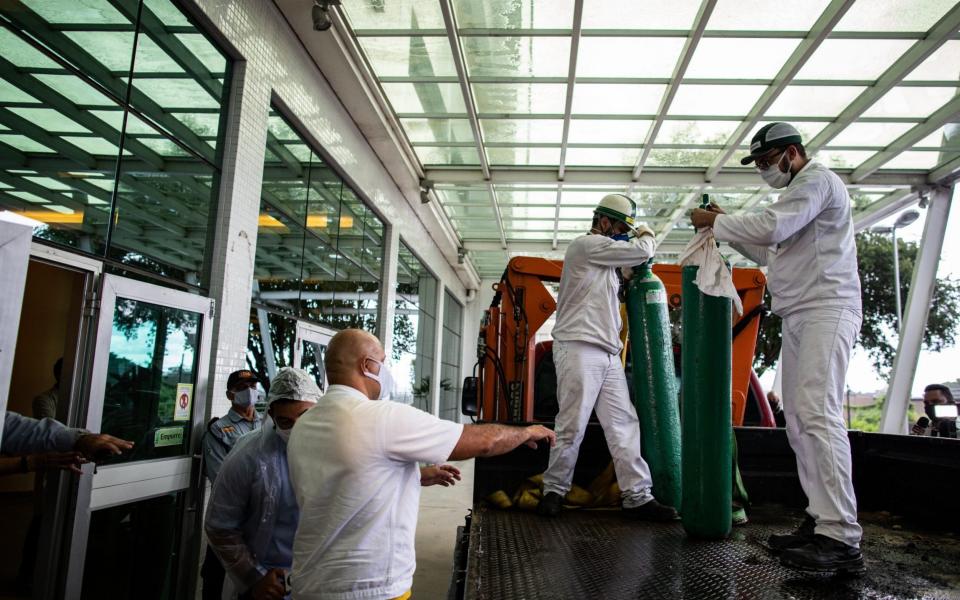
[691,122,864,575]
[538,194,679,522]
[288,329,556,600]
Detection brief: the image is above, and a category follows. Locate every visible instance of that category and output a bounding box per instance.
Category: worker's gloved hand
[420,464,462,487]
[631,223,655,239]
[251,568,286,600]
[524,425,557,449]
[74,433,134,460]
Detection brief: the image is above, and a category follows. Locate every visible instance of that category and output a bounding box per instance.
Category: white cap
[266,367,321,406]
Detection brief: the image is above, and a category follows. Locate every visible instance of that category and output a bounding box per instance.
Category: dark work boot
[537,491,563,517]
[623,499,680,522]
[780,534,866,576]
[768,514,816,552]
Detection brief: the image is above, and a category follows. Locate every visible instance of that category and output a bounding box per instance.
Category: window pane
[254,202,305,317]
[706,0,831,31]
[488,146,561,166]
[905,41,960,81]
[382,82,466,114]
[572,84,665,115]
[861,87,957,119]
[564,147,640,166]
[440,291,463,422]
[402,118,474,143]
[577,38,683,78]
[99,298,200,464]
[481,118,564,143]
[581,0,701,30]
[669,85,766,116]
[473,83,567,114]
[247,308,298,388]
[646,148,720,168]
[686,39,800,80]
[568,119,651,144]
[830,122,916,147]
[834,0,956,32]
[344,0,445,30]
[359,37,457,77]
[462,37,570,78]
[816,150,875,169]
[878,151,942,170]
[657,120,740,145]
[393,242,437,412]
[795,40,914,81]
[453,0,574,29]
[414,146,481,166]
[765,86,866,118]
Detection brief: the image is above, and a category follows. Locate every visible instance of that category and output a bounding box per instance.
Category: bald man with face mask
[288,329,556,600]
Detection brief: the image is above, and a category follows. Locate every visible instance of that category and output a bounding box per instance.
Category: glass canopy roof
[341,0,960,277]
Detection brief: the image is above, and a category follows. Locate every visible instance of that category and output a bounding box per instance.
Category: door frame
[294,320,335,369]
[62,273,214,599]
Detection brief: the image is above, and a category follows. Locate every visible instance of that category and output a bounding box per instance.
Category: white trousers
[780,307,862,547]
[543,340,654,508]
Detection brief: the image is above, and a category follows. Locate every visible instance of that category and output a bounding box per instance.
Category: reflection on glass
[246,308,297,392]
[100,298,200,463]
[301,340,328,392]
[82,492,185,600]
[440,291,463,421]
[393,242,437,411]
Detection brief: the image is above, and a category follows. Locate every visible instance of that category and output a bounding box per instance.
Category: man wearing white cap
[691,122,864,575]
[205,367,319,600]
[538,194,679,522]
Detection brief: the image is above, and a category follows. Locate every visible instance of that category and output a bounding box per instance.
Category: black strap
[732,304,766,340]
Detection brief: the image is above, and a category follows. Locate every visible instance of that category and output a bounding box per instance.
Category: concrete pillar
[378,224,399,354]
[202,60,271,419]
[880,185,954,433]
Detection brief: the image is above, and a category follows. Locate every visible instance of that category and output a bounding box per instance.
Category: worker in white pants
[539,194,678,522]
[781,307,862,547]
[692,122,865,575]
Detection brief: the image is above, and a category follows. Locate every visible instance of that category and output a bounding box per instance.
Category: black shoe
[768,514,816,552]
[780,534,865,576]
[623,499,680,522]
[537,491,563,517]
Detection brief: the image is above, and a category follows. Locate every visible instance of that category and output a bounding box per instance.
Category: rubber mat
[463,505,960,600]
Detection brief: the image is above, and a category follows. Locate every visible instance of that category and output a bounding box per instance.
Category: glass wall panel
[0,0,231,286]
[246,307,297,394]
[392,243,437,411]
[440,291,464,422]
[253,108,385,343]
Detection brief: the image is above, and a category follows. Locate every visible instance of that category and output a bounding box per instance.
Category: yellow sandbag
[587,462,616,500]
[565,484,593,506]
[526,473,544,486]
[516,489,540,511]
[593,481,622,507]
[486,490,513,509]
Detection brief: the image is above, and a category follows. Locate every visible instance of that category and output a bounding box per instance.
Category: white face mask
[363,357,394,400]
[275,424,292,443]
[233,387,259,408]
[759,152,792,189]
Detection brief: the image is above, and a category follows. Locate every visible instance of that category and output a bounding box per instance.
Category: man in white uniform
[691,122,864,575]
[288,329,556,600]
[538,194,679,522]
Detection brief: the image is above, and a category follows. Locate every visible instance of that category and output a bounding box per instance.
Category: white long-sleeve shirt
[553,233,657,355]
[713,160,862,317]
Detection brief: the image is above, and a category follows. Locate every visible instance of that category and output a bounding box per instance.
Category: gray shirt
[202,408,263,483]
[2,411,83,455]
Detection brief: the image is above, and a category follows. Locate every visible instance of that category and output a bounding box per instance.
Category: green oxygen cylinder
[626,260,682,510]
[681,194,732,539]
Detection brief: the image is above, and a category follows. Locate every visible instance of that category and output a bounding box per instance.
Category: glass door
[295,322,334,392]
[63,274,213,600]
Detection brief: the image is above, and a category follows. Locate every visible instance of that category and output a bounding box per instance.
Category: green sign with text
[154,427,184,448]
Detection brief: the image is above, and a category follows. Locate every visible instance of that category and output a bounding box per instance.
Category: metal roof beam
[439,0,503,249]
[852,189,920,232]
[352,28,958,40]
[705,0,854,181]
[807,4,960,153]
[424,168,927,187]
[928,154,960,185]
[850,95,960,182]
[630,0,716,183]
[557,0,584,181]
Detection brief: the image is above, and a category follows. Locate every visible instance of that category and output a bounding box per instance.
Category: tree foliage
[753,231,960,378]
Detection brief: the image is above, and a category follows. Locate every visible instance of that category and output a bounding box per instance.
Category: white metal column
[880,184,954,433]
[430,284,445,418]
[379,224,400,354]
[0,213,37,446]
[203,60,271,418]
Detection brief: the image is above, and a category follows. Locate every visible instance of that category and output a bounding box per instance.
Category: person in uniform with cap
[201,369,265,599]
[537,194,679,521]
[690,122,865,575]
[205,367,319,600]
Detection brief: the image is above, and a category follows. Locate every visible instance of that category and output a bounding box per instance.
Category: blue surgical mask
[611,232,630,242]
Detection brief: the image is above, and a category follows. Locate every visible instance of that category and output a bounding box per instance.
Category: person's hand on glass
[420,464,462,487]
[74,433,134,460]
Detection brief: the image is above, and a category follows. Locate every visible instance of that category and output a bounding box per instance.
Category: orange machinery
[477,256,767,425]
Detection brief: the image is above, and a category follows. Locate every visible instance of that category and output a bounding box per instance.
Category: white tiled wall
[188,0,472,418]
